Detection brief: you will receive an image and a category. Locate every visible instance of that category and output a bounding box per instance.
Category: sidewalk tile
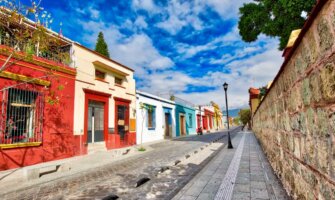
[173,132,289,200]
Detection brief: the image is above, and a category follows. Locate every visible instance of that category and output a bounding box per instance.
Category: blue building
[175,103,196,136]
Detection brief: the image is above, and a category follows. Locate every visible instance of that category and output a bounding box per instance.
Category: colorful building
[195,106,205,134]
[175,103,196,136]
[211,101,224,130]
[72,43,136,153]
[0,28,77,170]
[203,106,215,132]
[136,91,176,144]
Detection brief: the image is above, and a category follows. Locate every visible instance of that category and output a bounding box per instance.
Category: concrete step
[87,142,107,154]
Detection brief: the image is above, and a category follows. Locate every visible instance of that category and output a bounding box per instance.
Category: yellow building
[211,101,224,129]
[72,43,137,153]
[249,87,260,115]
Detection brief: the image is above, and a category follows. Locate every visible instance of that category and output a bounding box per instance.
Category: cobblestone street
[2,127,241,200]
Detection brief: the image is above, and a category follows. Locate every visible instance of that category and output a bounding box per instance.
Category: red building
[204,109,214,131]
[0,38,77,170]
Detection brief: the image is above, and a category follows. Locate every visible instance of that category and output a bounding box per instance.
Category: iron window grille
[0,87,44,145]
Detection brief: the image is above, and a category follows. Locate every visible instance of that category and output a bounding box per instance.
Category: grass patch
[138,147,146,152]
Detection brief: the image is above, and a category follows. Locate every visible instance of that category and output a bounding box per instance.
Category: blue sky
[27,0,283,108]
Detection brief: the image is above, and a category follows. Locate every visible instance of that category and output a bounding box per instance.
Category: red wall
[0,53,77,170]
[204,109,214,130]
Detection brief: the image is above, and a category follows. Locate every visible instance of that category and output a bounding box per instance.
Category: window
[95,69,106,80]
[1,88,43,145]
[189,114,193,128]
[115,77,123,85]
[147,106,156,129]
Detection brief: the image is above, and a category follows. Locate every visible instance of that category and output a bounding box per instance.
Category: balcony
[0,32,72,68]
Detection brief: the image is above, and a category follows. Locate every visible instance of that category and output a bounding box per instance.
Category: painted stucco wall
[175,104,196,136]
[72,44,136,150]
[250,98,260,115]
[136,91,176,144]
[0,52,76,170]
[204,106,215,130]
[195,107,204,131]
[253,1,335,199]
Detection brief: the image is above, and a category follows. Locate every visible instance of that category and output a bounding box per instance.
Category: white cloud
[111,34,174,73]
[132,0,159,13]
[140,70,198,94]
[139,37,283,109]
[77,19,174,75]
[134,16,148,29]
[205,0,252,19]
[155,0,205,35]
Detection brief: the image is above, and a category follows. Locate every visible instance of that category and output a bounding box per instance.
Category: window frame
[0,87,44,149]
[114,76,123,86]
[95,69,106,81]
[145,104,156,130]
[188,113,193,128]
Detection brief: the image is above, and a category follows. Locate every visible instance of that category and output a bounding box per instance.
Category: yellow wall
[250,98,260,115]
[72,44,136,135]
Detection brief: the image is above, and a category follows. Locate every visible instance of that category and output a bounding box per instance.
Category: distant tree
[233,117,240,126]
[238,0,316,50]
[239,109,251,127]
[258,86,268,100]
[95,32,110,58]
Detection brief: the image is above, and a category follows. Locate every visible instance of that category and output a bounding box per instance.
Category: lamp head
[223,82,228,91]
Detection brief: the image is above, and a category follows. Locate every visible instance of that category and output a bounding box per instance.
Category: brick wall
[252,0,335,199]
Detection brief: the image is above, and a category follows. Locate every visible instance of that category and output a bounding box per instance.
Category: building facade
[136,91,176,144]
[175,103,196,136]
[0,33,77,170]
[195,106,205,134]
[203,107,215,132]
[72,43,136,153]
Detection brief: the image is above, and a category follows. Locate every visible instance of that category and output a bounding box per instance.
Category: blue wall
[175,104,196,136]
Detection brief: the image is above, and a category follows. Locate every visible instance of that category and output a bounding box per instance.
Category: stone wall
[252,0,335,199]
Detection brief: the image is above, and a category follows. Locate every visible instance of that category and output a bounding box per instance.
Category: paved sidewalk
[173,131,290,200]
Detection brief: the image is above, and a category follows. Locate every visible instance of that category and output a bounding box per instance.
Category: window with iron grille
[0,88,44,145]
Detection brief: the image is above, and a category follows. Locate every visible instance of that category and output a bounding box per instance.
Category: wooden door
[164,113,170,137]
[180,115,185,136]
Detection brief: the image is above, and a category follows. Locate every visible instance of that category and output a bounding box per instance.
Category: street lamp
[223,82,233,149]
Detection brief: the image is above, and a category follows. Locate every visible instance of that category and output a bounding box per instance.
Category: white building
[136,91,176,144]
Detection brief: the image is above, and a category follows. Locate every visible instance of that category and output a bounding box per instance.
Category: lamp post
[223,82,233,149]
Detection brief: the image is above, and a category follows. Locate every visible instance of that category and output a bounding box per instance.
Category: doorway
[87,100,105,143]
[164,113,171,138]
[116,104,128,141]
[114,97,131,147]
[180,115,186,136]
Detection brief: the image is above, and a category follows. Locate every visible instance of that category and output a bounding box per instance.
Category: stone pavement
[173,131,290,200]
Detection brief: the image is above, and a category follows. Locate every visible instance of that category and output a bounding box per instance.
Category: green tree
[233,117,240,125]
[95,32,110,58]
[238,0,316,50]
[258,86,268,100]
[238,109,251,126]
